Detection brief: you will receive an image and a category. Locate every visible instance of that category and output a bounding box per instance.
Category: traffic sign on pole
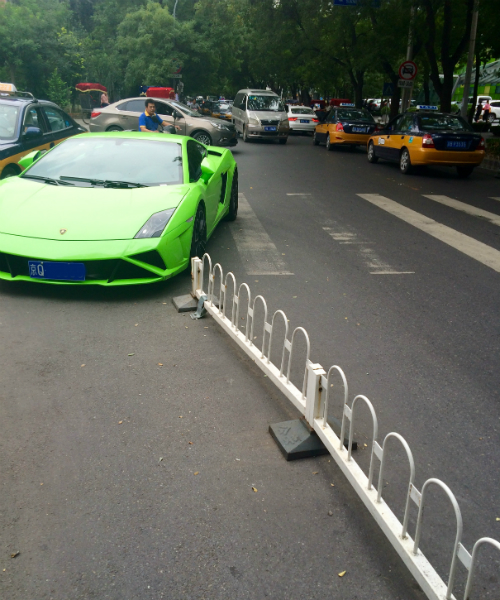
[398,61,417,81]
[383,82,394,96]
[398,79,414,89]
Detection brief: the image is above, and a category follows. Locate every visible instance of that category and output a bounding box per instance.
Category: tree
[47,68,71,108]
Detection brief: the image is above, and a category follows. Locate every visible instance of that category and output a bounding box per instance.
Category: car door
[316,110,333,142]
[39,105,77,148]
[20,105,52,156]
[115,99,148,130]
[187,140,220,232]
[395,114,416,154]
[377,116,404,160]
[155,101,181,133]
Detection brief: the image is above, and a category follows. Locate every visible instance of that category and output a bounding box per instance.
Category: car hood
[249,111,284,121]
[0,178,189,241]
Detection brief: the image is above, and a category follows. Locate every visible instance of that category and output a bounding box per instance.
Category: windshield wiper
[22,174,74,186]
[60,176,148,188]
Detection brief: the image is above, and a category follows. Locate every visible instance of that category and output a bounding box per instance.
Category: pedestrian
[482,100,491,122]
[192,99,200,112]
[100,92,109,108]
[474,101,483,122]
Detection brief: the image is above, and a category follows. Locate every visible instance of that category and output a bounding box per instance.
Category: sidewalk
[0,275,425,600]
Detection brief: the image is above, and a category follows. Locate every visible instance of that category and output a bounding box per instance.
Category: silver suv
[232,89,289,144]
[89,97,238,147]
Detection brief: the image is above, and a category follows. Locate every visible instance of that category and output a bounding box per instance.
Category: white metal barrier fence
[191,254,499,600]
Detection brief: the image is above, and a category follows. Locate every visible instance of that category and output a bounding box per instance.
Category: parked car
[286,105,318,134]
[314,105,378,149]
[232,88,289,144]
[89,97,237,147]
[0,90,85,179]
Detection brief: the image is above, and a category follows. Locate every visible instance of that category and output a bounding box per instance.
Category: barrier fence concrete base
[190,254,500,600]
[269,419,329,461]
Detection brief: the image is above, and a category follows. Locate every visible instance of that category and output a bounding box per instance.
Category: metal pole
[460,0,480,119]
[401,3,415,113]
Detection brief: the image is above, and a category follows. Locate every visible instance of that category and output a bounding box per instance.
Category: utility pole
[460,0,480,119]
[401,3,415,113]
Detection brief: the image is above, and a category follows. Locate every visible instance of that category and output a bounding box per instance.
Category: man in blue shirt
[139,99,170,132]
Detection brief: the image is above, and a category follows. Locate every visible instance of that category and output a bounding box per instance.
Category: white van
[232,88,289,144]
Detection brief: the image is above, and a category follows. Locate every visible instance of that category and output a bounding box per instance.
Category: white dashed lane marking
[229,193,293,275]
[423,195,500,227]
[357,194,500,273]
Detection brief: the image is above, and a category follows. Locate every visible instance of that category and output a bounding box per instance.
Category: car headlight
[248,117,260,126]
[212,122,230,130]
[135,209,175,239]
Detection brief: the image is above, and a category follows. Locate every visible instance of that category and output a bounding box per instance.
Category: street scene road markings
[491,197,500,202]
[358,194,500,273]
[423,195,500,227]
[286,193,312,196]
[230,193,294,275]
[323,226,414,274]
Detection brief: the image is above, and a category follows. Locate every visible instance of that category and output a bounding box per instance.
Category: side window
[23,107,43,132]
[116,101,130,111]
[187,140,206,182]
[398,115,414,132]
[156,103,174,117]
[390,116,405,131]
[234,93,243,109]
[42,107,68,132]
[326,111,336,123]
[126,99,147,113]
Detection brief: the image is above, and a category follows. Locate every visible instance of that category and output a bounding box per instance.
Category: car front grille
[260,120,279,126]
[0,252,164,283]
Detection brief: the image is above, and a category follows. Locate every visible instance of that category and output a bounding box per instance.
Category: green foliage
[486,138,500,156]
[47,68,71,109]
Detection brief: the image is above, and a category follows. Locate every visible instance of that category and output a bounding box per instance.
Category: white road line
[358,194,500,273]
[229,194,293,275]
[286,193,311,196]
[322,226,413,274]
[491,197,500,202]
[423,195,500,226]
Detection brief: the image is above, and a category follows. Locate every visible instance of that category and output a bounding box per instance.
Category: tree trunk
[468,50,481,122]
[424,64,430,104]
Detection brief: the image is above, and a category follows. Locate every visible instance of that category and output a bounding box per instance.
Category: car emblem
[60,229,67,235]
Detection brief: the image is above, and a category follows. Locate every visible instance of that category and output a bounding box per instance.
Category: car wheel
[106,126,123,132]
[399,148,412,174]
[224,170,238,221]
[242,125,250,143]
[326,134,334,151]
[313,131,320,145]
[190,203,207,259]
[193,131,212,146]
[456,165,475,179]
[367,142,378,163]
[279,137,288,145]
[0,165,20,179]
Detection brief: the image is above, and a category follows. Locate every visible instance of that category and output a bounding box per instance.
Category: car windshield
[419,115,472,131]
[0,103,21,142]
[169,100,201,118]
[337,109,374,123]
[247,95,285,112]
[22,137,183,187]
[291,108,314,115]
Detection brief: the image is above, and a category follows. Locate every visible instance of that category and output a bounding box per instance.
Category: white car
[488,100,500,120]
[286,105,318,134]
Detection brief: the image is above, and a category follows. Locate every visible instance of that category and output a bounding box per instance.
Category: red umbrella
[75,83,107,93]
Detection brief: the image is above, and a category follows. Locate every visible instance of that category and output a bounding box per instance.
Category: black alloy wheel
[224,170,238,221]
[0,165,20,179]
[190,203,207,259]
[326,134,334,151]
[313,131,319,145]
[193,131,212,146]
[367,141,378,163]
[399,148,412,174]
[106,126,123,132]
[456,165,475,179]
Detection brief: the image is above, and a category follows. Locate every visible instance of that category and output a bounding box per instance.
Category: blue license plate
[447,141,467,149]
[352,127,366,133]
[264,126,277,131]
[28,260,86,281]
[300,120,309,123]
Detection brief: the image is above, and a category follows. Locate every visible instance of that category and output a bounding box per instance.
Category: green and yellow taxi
[0,91,85,179]
[367,106,485,178]
[313,104,378,150]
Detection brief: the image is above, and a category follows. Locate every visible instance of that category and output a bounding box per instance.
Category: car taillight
[91,111,101,118]
[422,133,435,148]
[288,117,298,121]
[336,122,344,132]
[374,124,382,131]
[312,118,319,123]
[478,137,485,149]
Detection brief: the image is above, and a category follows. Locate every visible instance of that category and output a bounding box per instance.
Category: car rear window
[337,109,374,122]
[23,137,184,187]
[419,115,472,131]
[291,108,314,115]
[0,103,21,142]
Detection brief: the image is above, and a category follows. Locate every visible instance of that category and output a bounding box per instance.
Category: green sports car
[0,131,238,285]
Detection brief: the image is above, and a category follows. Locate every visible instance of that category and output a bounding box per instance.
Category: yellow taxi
[313,104,379,150]
[367,106,485,178]
[0,91,85,179]
[211,101,232,121]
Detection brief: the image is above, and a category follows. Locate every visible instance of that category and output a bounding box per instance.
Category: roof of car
[239,88,279,96]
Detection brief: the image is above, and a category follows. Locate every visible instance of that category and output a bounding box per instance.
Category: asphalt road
[1,133,499,599]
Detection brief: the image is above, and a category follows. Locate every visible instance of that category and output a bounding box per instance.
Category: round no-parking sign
[398,61,418,81]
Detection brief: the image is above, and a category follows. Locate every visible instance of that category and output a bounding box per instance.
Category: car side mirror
[174,112,183,119]
[23,126,43,140]
[18,149,46,170]
[164,124,176,134]
[200,162,214,184]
